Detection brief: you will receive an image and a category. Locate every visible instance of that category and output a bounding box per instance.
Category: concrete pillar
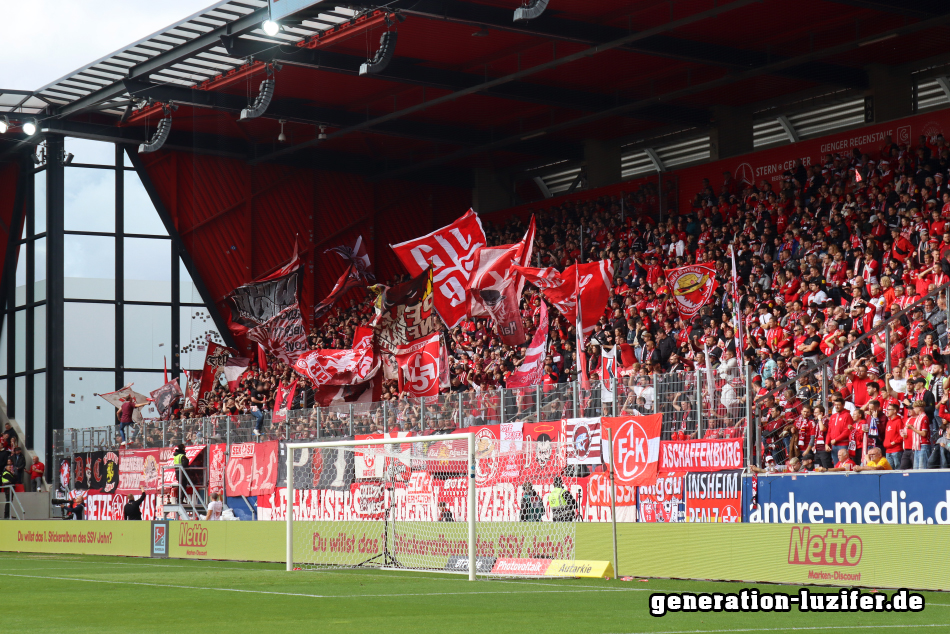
[866,64,913,123]
[584,138,622,189]
[472,168,512,214]
[710,106,754,160]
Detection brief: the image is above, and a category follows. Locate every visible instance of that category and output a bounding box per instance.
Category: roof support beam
[643,148,666,172]
[346,0,867,88]
[370,8,950,181]
[776,115,799,143]
[251,0,760,164]
[52,8,267,118]
[122,80,582,161]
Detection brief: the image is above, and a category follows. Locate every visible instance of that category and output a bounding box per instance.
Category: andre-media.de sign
[742,472,950,524]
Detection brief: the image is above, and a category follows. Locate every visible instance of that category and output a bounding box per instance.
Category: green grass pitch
[0,552,946,633]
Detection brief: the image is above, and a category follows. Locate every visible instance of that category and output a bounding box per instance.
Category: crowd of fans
[128,132,950,471]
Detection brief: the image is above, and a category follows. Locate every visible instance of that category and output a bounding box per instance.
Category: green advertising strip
[0,521,150,558]
[577,523,950,592]
[4,521,949,591]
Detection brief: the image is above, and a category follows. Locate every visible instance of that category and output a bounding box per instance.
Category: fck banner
[601,415,662,487]
[666,264,718,320]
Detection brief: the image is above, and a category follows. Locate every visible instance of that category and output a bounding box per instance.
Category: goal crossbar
[285,434,477,580]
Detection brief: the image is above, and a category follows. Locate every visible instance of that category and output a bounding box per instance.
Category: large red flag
[391,209,486,328]
[246,304,308,365]
[506,301,549,388]
[468,216,535,345]
[513,260,613,338]
[394,333,442,398]
[602,414,662,487]
[272,380,298,425]
[293,327,378,387]
[666,264,718,320]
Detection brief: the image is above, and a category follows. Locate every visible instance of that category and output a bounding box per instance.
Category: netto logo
[788,527,862,567]
[179,523,209,547]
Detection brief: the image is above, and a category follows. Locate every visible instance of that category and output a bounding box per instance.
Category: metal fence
[54,369,754,471]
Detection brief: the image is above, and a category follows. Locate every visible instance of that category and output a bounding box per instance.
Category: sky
[0,0,217,90]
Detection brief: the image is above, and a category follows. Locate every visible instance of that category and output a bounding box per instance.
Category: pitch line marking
[0,557,641,590]
[610,626,946,634]
[0,572,648,598]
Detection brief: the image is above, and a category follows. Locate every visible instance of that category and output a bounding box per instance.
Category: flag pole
[608,427,619,579]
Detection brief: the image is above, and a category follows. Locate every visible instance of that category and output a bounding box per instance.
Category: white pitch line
[0,557,653,590]
[0,572,644,598]
[609,626,946,634]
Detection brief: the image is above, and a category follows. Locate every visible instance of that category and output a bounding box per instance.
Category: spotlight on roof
[278,119,287,143]
[0,116,8,134]
[262,20,281,36]
[239,64,278,121]
[360,31,398,76]
[317,125,327,140]
[63,152,74,166]
[22,119,37,135]
[139,110,173,154]
[514,0,549,21]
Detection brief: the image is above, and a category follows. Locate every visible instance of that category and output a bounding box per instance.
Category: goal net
[284,433,578,578]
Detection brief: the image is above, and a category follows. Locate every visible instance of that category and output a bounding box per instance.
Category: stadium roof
[3,0,950,183]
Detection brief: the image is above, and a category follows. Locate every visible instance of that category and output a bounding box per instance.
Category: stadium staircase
[160,464,208,520]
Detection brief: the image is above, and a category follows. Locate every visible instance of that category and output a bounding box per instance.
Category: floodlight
[262,20,280,36]
[22,120,37,135]
[0,116,8,134]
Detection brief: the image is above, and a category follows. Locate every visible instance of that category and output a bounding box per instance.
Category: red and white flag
[666,264,718,320]
[564,417,602,465]
[394,332,442,398]
[600,346,616,403]
[469,217,536,345]
[391,209,487,328]
[602,414,662,487]
[513,260,613,338]
[222,356,251,391]
[198,343,237,404]
[247,304,308,366]
[506,301,549,388]
[293,327,378,387]
[272,380,298,425]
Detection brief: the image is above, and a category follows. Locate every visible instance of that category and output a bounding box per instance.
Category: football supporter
[854,447,892,471]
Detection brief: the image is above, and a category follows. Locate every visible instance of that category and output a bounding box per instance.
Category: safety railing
[753,281,950,469]
[53,369,755,486]
[0,484,25,520]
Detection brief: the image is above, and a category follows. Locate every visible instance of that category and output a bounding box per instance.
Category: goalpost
[284,432,577,580]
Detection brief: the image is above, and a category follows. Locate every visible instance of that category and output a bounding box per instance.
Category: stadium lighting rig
[262,19,281,36]
[0,116,40,136]
[0,116,8,134]
[514,0,549,21]
[138,102,177,154]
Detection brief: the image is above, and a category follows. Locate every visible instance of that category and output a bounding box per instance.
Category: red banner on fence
[225,441,279,497]
[659,438,744,473]
[117,449,163,494]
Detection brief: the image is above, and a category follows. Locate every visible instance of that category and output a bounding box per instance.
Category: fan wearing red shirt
[847,365,873,407]
[826,398,853,453]
[902,400,931,470]
[884,402,904,469]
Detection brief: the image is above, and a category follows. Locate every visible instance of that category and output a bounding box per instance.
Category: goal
[284,433,577,580]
